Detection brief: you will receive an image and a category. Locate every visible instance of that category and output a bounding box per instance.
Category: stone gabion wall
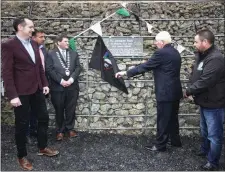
[1,1,224,136]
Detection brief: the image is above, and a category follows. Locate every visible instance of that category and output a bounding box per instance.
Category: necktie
[39,48,45,71]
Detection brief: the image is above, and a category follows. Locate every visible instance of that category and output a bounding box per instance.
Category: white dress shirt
[17,35,35,63]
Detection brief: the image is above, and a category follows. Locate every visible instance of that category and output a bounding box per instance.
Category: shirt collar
[16,35,31,44]
[164,43,172,48]
[39,44,44,49]
[58,47,67,53]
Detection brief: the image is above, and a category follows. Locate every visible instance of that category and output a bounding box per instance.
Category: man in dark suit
[46,35,81,141]
[115,31,183,152]
[25,28,47,143]
[1,17,59,171]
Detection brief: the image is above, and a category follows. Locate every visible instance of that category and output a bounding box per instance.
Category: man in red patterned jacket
[1,17,59,171]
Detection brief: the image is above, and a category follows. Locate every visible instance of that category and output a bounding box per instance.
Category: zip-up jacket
[186,45,225,108]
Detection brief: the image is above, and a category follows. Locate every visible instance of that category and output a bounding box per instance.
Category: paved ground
[1,125,224,171]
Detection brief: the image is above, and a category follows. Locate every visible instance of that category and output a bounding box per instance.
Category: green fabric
[69,38,76,51]
[116,8,130,17]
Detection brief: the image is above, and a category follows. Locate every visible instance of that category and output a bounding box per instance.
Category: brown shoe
[68,130,78,138]
[18,157,33,171]
[56,133,64,141]
[37,147,59,157]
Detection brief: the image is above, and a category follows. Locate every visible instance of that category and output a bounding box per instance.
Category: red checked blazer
[1,36,48,100]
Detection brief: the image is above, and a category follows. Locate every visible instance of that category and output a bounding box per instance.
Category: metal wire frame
[0,0,219,3]
[74,127,200,130]
[1,16,224,21]
[78,55,196,59]
[2,111,199,117]
[1,35,224,38]
[73,114,199,117]
[1,2,223,134]
[78,79,190,83]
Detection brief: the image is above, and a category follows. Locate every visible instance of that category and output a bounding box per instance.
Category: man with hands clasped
[115,31,183,152]
[46,35,81,141]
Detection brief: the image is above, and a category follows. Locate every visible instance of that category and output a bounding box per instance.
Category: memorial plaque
[103,37,143,56]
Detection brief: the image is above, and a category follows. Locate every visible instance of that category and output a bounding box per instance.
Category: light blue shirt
[16,35,35,63]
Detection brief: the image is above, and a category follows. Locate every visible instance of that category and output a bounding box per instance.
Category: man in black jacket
[184,29,225,171]
[46,35,81,141]
[116,31,183,152]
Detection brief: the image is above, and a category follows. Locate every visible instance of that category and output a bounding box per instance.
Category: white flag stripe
[90,22,102,36]
[146,22,153,33]
[177,44,186,53]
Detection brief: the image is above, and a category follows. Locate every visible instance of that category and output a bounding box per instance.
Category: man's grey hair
[155,31,172,43]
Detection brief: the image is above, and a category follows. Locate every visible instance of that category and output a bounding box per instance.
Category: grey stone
[129,109,142,115]
[116,26,132,33]
[91,104,100,113]
[132,88,141,95]
[118,64,126,70]
[108,97,117,104]
[82,108,90,115]
[93,92,106,100]
[117,110,129,116]
[101,84,110,92]
[100,104,111,112]
[136,103,145,110]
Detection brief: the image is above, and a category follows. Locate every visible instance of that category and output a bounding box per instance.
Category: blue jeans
[200,107,224,167]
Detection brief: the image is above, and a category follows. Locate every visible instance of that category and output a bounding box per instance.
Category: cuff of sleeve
[60,79,63,84]
[68,77,74,84]
[126,70,132,78]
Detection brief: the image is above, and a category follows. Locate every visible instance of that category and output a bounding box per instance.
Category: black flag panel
[89,36,128,94]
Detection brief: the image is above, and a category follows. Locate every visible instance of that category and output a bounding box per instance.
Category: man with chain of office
[46,35,82,141]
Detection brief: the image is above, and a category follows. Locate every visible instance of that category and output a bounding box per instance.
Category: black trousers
[51,89,79,133]
[26,109,37,136]
[14,90,49,158]
[26,95,49,136]
[155,100,181,149]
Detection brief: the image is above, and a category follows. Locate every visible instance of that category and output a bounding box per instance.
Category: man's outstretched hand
[115,71,127,78]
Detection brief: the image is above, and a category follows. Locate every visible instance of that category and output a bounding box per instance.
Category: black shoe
[26,136,32,144]
[200,162,218,171]
[145,145,166,152]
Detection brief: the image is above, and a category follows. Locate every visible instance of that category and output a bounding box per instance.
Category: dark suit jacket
[1,37,48,100]
[127,44,183,102]
[46,48,81,91]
